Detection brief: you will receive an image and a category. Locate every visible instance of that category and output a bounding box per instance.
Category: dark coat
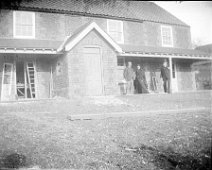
[135,69,146,82]
[160,66,170,81]
[135,68,148,93]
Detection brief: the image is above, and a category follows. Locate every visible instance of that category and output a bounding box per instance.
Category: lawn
[0,93,211,169]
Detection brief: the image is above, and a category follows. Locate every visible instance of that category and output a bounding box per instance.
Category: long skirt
[137,79,148,93]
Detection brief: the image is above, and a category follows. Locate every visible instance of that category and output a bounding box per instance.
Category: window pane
[117,56,125,66]
[24,26,33,36]
[162,26,172,46]
[108,20,123,43]
[15,25,23,36]
[14,11,34,37]
[109,20,122,31]
[109,31,122,42]
[108,21,117,31]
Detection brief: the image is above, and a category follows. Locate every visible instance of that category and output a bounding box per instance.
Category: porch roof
[0,39,62,54]
[119,45,212,59]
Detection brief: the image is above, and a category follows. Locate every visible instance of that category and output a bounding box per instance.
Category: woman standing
[135,64,149,94]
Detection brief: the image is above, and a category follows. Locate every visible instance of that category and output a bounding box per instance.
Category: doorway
[83,47,103,96]
[1,63,13,101]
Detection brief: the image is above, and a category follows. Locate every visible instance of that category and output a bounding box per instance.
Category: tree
[192,38,203,49]
[0,0,26,9]
[0,0,119,10]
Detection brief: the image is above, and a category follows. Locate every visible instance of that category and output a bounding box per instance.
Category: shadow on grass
[0,145,210,169]
[0,152,29,169]
[134,144,211,170]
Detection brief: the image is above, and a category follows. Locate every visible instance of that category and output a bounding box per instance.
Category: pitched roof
[12,0,188,27]
[120,44,212,58]
[58,22,122,52]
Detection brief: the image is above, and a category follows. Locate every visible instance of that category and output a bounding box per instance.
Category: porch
[0,53,59,101]
[117,45,212,94]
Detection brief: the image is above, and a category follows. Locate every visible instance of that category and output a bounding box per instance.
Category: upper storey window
[107,19,124,44]
[13,11,35,38]
[161,25,173,47]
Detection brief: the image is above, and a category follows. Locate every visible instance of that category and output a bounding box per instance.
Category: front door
[171,62,178,92]
[1,63,13,101]
[83,47,103,96]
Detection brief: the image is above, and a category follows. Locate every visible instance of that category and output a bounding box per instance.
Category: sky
[154,1,212,46]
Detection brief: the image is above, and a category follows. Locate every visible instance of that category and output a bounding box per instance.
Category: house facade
[0,0,211,101]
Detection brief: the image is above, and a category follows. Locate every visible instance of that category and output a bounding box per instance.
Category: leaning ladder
[151,72,158,92]
[26,62,36,98]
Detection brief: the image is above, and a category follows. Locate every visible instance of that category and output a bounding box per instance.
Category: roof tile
[15,0,188,26]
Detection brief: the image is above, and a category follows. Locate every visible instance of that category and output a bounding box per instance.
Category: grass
[0,109,211,169]
[0,92,211,169]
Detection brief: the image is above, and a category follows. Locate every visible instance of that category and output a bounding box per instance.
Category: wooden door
[1,63,13,101]
[83,47,103,96]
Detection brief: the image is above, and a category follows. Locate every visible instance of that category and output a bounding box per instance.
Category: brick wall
[176,60,196,92]
[52,55,70,98]
[124,21,145,46]
[142,21,192,48]
[64,17,192,48]
[143,22,161,47]
[35,56,53,98]
[0,10,13,38]
[36,12,66,40]
[173,26,192,49]
[0,9,192,48]
[193,62,212,90]
[65,16,107,36]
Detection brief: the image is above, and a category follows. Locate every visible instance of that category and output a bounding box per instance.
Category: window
[161,25,173,47]
[117,56,125,66]
[56,62,62,76]
[13,11,35,38]
[107,19,124,43]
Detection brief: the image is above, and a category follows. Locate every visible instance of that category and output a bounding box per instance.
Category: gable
[59,22,122,53]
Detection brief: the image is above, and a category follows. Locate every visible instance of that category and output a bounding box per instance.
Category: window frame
[107,19,124,44]
[13,11,35,39]
[117,56,125,67]
[161,25,173,47]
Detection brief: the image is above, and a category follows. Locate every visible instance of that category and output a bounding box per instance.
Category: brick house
[0,0,211,101]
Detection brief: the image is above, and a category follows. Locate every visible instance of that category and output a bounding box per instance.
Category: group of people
[123,61,171,95]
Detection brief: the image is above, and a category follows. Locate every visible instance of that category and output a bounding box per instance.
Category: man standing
[123,61,135,94]
[160,61,170,93]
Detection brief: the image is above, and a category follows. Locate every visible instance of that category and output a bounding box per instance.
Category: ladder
[26,62,36,98]
[151,72,158,92]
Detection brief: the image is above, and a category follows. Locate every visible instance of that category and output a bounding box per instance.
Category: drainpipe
[169,57,173,93]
